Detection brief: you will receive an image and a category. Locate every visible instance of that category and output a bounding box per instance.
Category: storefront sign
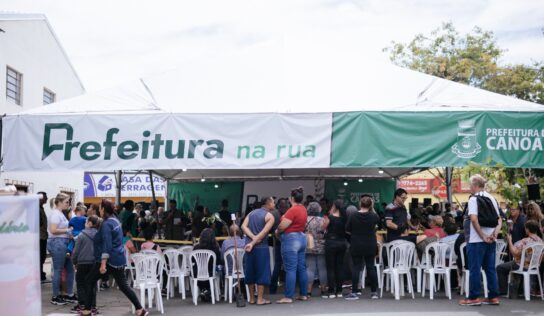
[398,179,431,193]
[84,173,166,197]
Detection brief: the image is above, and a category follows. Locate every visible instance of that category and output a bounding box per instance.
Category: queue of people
[40,176,544,314]
[44,194,149,315]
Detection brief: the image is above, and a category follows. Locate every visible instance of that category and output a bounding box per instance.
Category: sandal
[276,298,293,304]
[296,296,309,301]
[257,300,272,305]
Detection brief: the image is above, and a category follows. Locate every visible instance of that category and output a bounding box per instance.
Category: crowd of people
[41,194,149,315]
[38,174,544,314]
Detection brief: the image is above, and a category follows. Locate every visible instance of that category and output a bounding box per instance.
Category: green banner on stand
[168,182,243,213]
[324,179,396,214]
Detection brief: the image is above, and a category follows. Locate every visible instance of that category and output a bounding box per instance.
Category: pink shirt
[424,227,446,239]
[140,241,162,254]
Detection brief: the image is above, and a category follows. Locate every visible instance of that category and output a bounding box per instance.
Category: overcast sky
[2,0,543,91]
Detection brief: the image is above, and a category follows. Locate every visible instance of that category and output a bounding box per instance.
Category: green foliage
[455,159,527,205]
[384,22,544,104]
[484,62,544,104]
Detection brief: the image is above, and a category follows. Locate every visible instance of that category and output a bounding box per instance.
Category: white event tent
[3,46,544,183]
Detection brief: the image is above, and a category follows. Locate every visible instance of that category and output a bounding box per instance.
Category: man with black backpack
[459,174,502,306]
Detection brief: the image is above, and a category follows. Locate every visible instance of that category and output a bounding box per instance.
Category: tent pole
[115,170,122,206]
[149,170,157,203]
[0,115,3,174]
[446,167,453,204]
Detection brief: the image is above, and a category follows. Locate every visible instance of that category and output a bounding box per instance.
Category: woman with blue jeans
[80,199,148,316]
[275,187,308,304]
[47,193,76,305]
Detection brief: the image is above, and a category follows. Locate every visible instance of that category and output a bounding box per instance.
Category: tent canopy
[156,168,416,182]
[16,47,543,115]
[3,46,544,179]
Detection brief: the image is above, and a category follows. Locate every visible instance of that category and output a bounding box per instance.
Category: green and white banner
[3,111,544,171]
[331,112,544,168]
[2,113,332,171]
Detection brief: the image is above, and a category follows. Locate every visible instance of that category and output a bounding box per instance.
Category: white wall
[242,180,322,212]
[2,170,83,215]
[0,16,85,213]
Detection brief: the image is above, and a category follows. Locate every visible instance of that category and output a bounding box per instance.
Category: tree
[384,22,544,104]
[454,159,544,204]
[484,62,544,104]
[387,22,544,203]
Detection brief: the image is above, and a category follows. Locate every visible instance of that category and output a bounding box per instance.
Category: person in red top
[423,215,447,238]
[275,187,308,304]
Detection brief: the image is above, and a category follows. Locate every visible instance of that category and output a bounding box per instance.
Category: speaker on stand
[410,198,419,211]
[527,184,541,201]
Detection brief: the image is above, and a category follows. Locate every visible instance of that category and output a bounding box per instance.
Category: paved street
[42,279,544,316]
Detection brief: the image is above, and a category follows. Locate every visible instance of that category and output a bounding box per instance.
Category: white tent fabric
[16,46,544,116]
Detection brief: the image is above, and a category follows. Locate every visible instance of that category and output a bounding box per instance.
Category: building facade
[0,13,85,208]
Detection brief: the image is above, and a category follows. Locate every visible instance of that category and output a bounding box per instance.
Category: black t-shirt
[385,203,408,242]
[326,214,346,241]
[398,235,417,244]
[219,209,233,227]
[346,211,379,256]
[511,214,527,244]
[270,209,281,234]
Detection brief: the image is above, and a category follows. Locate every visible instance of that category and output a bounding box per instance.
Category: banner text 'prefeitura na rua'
[2,113,332,171]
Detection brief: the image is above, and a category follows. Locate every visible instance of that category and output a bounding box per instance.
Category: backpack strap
[462,194,473,217]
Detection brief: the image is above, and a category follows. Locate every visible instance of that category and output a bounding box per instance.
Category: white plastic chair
[382,240,410,292]
[361,242,383,289]
[190,249,221,305]
[381,241,415,300]
[125,247,137,287]
[223,248,250,303]
[443,239,458,270]
[141,249,160,255]
[421,242,453,300]
[179,246,194,270]
[413,251,429,293]
[458,242,489,298]
[495,239,507,267]
[442,239,458,292]
[132,253,165,314]
[163,248,189,300]
[507,242,544,301]
[179,246,194,295]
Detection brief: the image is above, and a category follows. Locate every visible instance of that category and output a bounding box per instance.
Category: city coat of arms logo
[451,119,481,159]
